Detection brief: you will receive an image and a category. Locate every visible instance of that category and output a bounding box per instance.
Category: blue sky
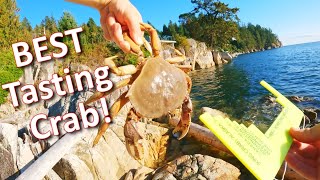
[16,0,320,46]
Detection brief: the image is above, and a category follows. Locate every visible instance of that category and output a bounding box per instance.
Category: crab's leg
[105,56,138,76]
[165,48,186,64]
[186,75,192,94]
[92,92,130,146]
[172,96,193,140]
[123,32,143,56]
[140,23,161,57]
[142,38,153,56]
[121,23,161,57]
[84,78,131,106]
[172,75,192,139]
[124,108,144,160]
[175,65,192,73]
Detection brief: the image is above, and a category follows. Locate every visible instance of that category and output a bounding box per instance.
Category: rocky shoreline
[0,61,243,180]
[161,38,282,71]
[0,40,315,180]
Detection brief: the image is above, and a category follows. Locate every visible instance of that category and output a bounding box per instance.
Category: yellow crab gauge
[200,80,304,180]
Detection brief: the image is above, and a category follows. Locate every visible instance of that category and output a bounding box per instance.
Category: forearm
[66,0,111,10]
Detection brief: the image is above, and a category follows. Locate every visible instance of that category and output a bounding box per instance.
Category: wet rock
[213,51,223,65]
[201,107,229,119]
[231,52,242,58]
[262,95,277,104]
[0,145,15,179]
[152,154,240,180]
[288,96,314,103]
[222,59,229,64]
[303,108,318,122]
[220,52,233,61]
[53,154,94,180]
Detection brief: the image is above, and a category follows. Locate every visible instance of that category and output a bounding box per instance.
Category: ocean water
[190,41,320,126]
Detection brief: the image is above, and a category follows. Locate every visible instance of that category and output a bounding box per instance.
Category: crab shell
[127,56,188,118]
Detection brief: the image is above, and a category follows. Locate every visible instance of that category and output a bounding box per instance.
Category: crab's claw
[124,109,144,160]
[172,96,192,140]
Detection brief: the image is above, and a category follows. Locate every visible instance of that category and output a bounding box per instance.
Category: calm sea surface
[190,41,320,126]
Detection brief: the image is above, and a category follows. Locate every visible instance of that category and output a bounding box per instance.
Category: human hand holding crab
[67,0,143,52]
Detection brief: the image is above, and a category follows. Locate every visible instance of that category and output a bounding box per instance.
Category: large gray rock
[160,49,173,60]
[43,169,62,180]
[213,51,223,65]
[17,137,35,172]
[152,154,240,180]
[220,52,233,62]
[0,123,18,171]
[62,122,151,180]
[0,145,15,179]
[0,103,15,119]
[53,154,94,180]
[183,39,215,70]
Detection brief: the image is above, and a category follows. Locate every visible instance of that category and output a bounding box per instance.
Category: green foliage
[0,0,27,103]
[233,23,280,52]
[159,0,281,52]
[174,34,190,52]
[0,50,23,104]
[0,0,21,48]
[21,17,32,32]
[41,16,58,34]
[177,0,240,49]
[58,12,78,32]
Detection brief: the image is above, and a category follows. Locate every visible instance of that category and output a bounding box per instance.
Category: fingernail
[136,36,143,45]
[291,127,300,131]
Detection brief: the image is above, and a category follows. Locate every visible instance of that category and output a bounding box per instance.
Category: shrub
[0,50,23,104]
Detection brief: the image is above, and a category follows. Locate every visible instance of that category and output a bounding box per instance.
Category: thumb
[290,124,320,143]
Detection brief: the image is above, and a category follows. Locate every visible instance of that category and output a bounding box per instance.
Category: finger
[290,140,318,159]
[287,149,317,167]
[105,12,117,40]
[111,23,130,53]
[125,13,143,45]
[290,124,320,143]
[100,12,111,40]
[286,151,317,179]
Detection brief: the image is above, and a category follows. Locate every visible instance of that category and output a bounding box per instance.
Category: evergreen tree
[21,17,32,32]
[41,16,58,34]
[58,11,78,32]
[0,0,21,47]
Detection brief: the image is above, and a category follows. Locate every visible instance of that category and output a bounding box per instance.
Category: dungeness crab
[84,23,193,150]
